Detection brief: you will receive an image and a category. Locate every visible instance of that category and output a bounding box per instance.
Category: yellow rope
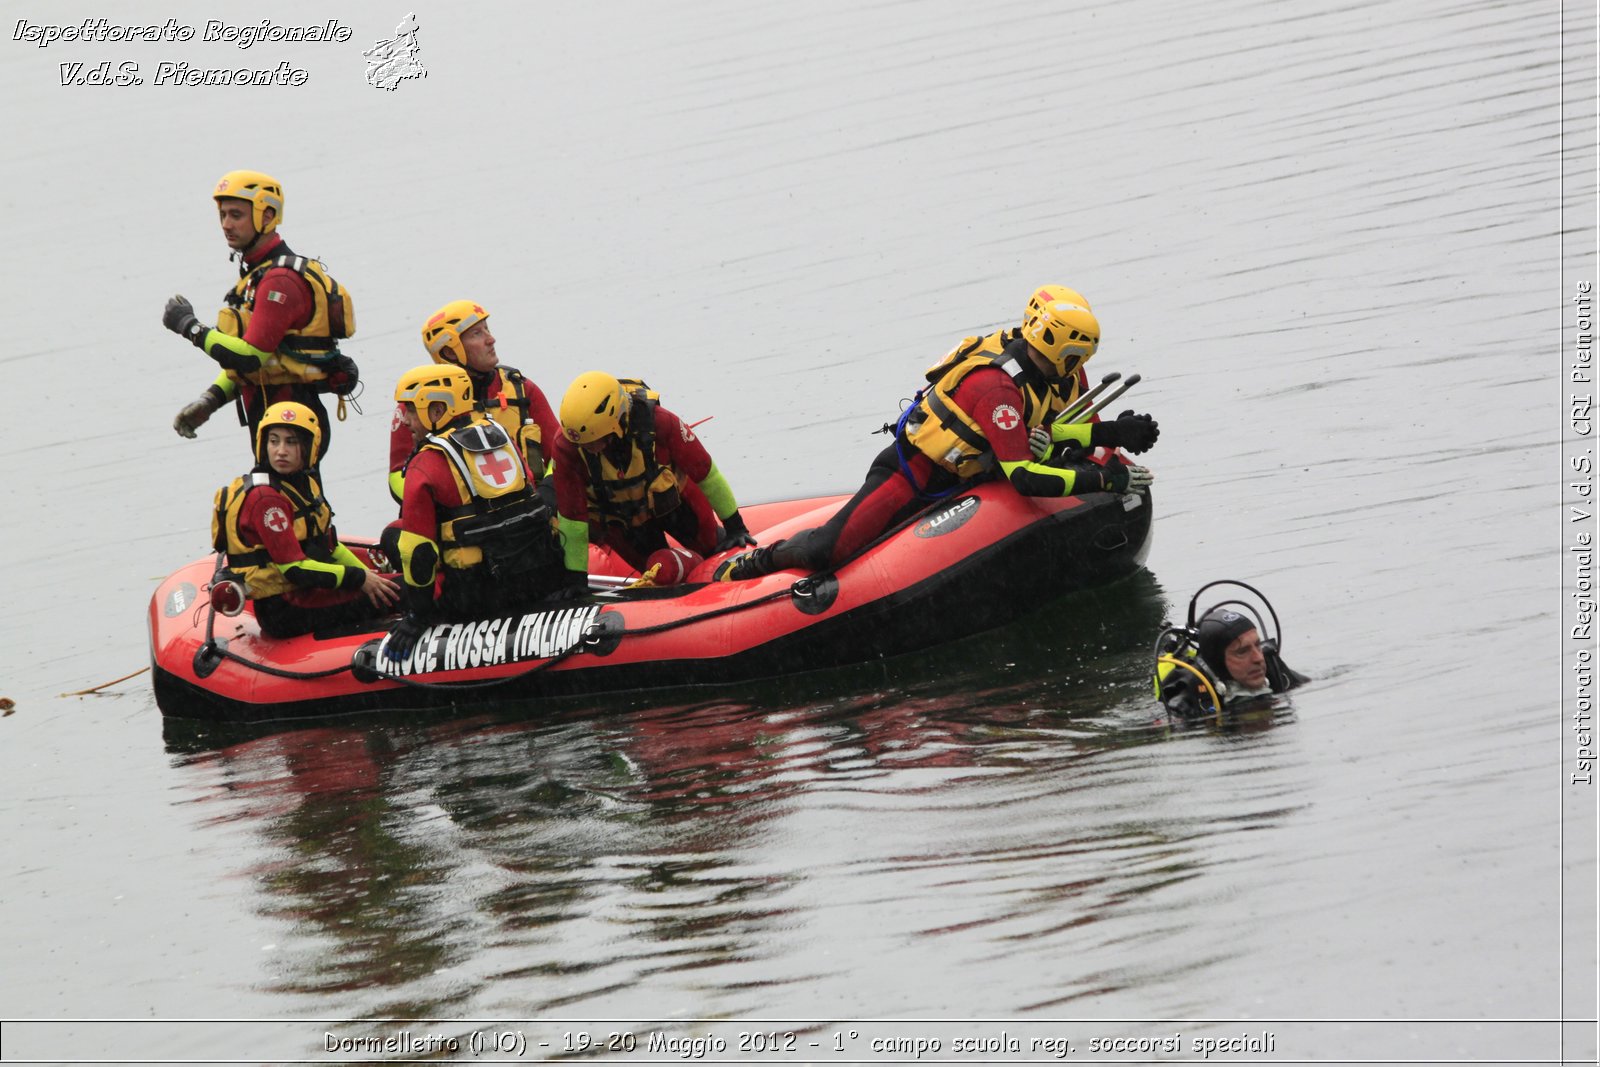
[59,666,149,698]
[1158,657,1223,723]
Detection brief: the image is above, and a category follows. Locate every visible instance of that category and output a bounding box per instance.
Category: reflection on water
[163,572,1306,1023]
[178,728,473,1003]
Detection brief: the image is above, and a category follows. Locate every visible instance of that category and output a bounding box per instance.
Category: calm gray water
[1,0,1594,1063]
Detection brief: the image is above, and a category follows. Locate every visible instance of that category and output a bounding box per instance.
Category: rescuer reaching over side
[715,285,1159,581]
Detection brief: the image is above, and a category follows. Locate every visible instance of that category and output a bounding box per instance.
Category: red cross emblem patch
[991,404,1021,432]
[262,506,290,533]
[474,447,517,488]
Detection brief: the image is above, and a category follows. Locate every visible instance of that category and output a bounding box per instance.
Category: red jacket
[235,233,314,353]
[235,481,357,607]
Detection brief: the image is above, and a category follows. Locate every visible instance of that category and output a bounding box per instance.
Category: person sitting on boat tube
[211,402,400,639]
[715,285,1159,582]
[1153,582,1309,719]
[385,300,560,505]
[165,170,360,457]
[552,372,756,586]
[383,364,571,660]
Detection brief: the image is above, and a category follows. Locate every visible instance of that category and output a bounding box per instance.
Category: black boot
[712,542,779,582]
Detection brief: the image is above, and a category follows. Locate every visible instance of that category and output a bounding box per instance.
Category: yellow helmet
[1020,284,1099,378]
[1027,284,1090,314]
[213,170,284,236]
[421,299,489,365]
[559,371,630,445]
[254,401,322,468]
[394,364,475,434]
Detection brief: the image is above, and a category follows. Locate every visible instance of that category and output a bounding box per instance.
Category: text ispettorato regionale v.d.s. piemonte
[12,17,355,87]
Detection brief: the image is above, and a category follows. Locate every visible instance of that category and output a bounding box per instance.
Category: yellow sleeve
[1049,421,1094,446]
[557,514,590,573]
[996,457,1095,497]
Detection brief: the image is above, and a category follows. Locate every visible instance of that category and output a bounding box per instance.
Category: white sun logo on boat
[992,404,1021,431]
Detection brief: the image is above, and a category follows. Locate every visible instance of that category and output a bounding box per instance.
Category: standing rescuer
[384,364,569,661]
[553,372,756,585]
[165,169,359,457]
[387,300,559,504]
[716,285,1160,581]
[211,402,399,638]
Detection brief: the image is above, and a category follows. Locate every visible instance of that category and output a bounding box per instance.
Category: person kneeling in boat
[386,300,560,505]
[1155,601,1308,719]
[552,372,756,586]
[212,402,400,638]
[716,284,1159,581]
[384,364,570,660]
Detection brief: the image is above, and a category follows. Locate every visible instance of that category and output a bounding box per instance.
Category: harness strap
[922,388,992,456]
[584,391,662,525]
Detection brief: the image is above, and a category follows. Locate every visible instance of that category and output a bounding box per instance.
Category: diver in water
[1154,581,1308,719]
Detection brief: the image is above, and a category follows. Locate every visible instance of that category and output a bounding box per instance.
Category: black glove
[544,569,590,602]
[1091,410,1160,454]
[323,352,360,396]
[713,509,757,552]
[162,295,209,348]
[384,614,427,662]
[173,385,228,439]
[1053,439,1088,465]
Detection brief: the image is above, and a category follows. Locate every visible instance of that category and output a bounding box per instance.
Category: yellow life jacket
[211,471,334,600]
[215,247,357,386]
[903,329,1074,478]
[480,367,546,478]
[422,417,556,572]
[577,382,682,528]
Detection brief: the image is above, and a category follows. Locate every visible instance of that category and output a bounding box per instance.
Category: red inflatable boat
[149,476,1153,722]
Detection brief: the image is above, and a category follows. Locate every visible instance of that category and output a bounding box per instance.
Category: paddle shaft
[1068,373,1141,424]
[1053,372,1121,424]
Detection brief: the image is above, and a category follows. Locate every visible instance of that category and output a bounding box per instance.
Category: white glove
[1028,425,1051,460]
[1125,464,1155,490]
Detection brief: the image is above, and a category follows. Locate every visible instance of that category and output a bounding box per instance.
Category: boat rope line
[368,584,802,692]
[605,584,797,638]
[193,556,808,691]
[195,555,365,683]
[350,495,976,692]
[193,483,972,692]
[212,645,358,681]
[366,635,587,691]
